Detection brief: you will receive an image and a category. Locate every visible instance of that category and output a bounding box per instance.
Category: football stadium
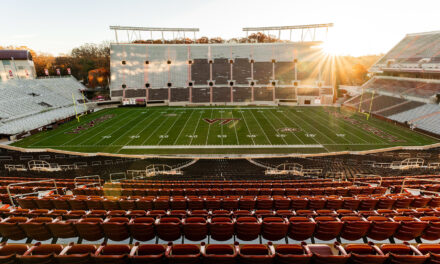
[3,1,440,262]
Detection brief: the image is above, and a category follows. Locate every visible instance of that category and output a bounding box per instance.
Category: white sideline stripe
[163,107,277,110]
[122,144,324,149]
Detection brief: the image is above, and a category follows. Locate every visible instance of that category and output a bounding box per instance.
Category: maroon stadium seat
[288,217,316,241]
[235,217,262,241]
[93,243,130,264]
[74,218,105,242]
[261,217,289,241]
[166,243,201,264]
[238,244,274,264]
[201,243,237,264]
[274,244,311,264]
[129,243,165,264]
[102,217,130,241]
[344,243,387,264]
[156,217,182,242]
[380,243,428,264]
[183,217,208,241]
[56,243,96,264]
[209,217,234,241]
[128,217,155,242]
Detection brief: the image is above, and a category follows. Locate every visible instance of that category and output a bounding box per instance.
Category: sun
[321,40,340,56]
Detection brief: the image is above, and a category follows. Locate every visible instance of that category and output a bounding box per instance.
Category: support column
[231,86,233,103]
[144,46,149,106]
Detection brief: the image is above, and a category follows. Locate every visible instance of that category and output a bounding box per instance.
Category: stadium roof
[0,50,32,61]
[371,30,440,72]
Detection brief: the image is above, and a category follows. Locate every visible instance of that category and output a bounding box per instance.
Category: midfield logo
[203,118,240,125]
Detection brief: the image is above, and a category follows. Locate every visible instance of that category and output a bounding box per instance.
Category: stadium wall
[0,50,36,81]
[110,43,333,105]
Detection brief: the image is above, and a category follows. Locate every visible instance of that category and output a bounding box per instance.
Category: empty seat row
[77,185,380,197]
[3,208,440,220]
[16,194,437,211]
[1,215,440,243]
[0,241,436,264]
[115,178,336,186]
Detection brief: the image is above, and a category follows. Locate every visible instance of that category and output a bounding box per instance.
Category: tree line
[0,42,110,88]
[1,39,381,89]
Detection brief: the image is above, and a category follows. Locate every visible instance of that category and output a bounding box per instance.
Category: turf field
[12,106,438,155]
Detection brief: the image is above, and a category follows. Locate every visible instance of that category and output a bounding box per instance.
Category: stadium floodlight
[110,25,200,43]
[242,23,334,42]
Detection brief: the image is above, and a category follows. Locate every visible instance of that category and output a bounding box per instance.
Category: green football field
[12,106,438,155]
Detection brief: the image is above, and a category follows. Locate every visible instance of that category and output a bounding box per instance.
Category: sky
[1,0,440,57]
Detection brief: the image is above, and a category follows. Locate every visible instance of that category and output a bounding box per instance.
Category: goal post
[72,92,88,122]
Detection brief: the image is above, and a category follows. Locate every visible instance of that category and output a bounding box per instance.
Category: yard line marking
[29,109,114,147]
[249,109,272,145]
[266,109,304,144]
[109,110,153,146]
[231,110,240,145]
[72,110,138,146]
[160,107,277,110]
[173,110,195,145]
[311,108,381,144]
[61,110,134,146]
[220,110,224,145]
[239,110,256,145]
[157,110,185,145]
[259,110,288,145]
[189,111,204,145]
[36,143,396,148]
[124,109,167,146]
[140,110,177,145]
[122,144,325,149]
[350,113,418,144]
[302,108,357,144]
[205,109,214,145]
[91,110,143,146]
[286,109,337,144]
[277,109,323,146]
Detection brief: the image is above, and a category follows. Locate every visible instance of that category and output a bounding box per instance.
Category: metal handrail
[127,170,146,180]
[110,172,127,183]
[400,177,440,194]
[74,175,101,188]
[353,174,382,187]
[7,179,58,207]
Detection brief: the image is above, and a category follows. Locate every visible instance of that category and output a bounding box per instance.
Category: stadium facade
[110,42,334,105]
